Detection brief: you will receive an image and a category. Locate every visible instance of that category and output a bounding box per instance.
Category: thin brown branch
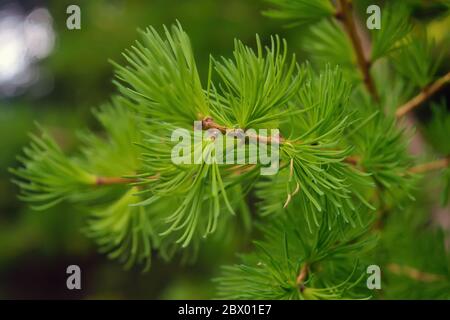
[95,174,159,186]
[343,155,450,175]
[335,0,379,102]
[395,71,450,118]
[409,156,450,174]
[95,176,138,185]
[201,117,284,144]
[344,155,361,166]
[296,263,309,291]
[387,263,446,282]
[201,116,228,133]
[227,164,256,175]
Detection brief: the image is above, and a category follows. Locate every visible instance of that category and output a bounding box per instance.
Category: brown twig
[344,155,361,166]
[395,71,450,118]
[296,263,309,291]
[227,164,256,175]
[409,156,450,174]
[95,174,159,186]
[343,154,450,175]
[95,176,138,185]
[387,263,446,282]
[201,117,284,144]
[335,0,379,102]
[201,116,228,133]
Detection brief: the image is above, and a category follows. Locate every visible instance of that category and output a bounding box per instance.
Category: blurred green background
[0,0,449,299]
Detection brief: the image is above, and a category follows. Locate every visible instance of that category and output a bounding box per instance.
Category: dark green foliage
[263,0,334,27]
[378,206,450,299]
[422,102,450,205]
[215,206,377,299]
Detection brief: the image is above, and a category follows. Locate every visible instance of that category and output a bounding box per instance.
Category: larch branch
[396,71,450,118]
[201,116,284,144]
[409,156,450,174]
[95,174,159,186]
[95,176,138,185]
[387,263,446,282]
[335,0,379,102]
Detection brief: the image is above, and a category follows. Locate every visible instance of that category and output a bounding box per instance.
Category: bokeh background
[0,0,449,299]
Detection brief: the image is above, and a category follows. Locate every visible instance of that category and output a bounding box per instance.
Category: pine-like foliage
[11,1,450,299]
